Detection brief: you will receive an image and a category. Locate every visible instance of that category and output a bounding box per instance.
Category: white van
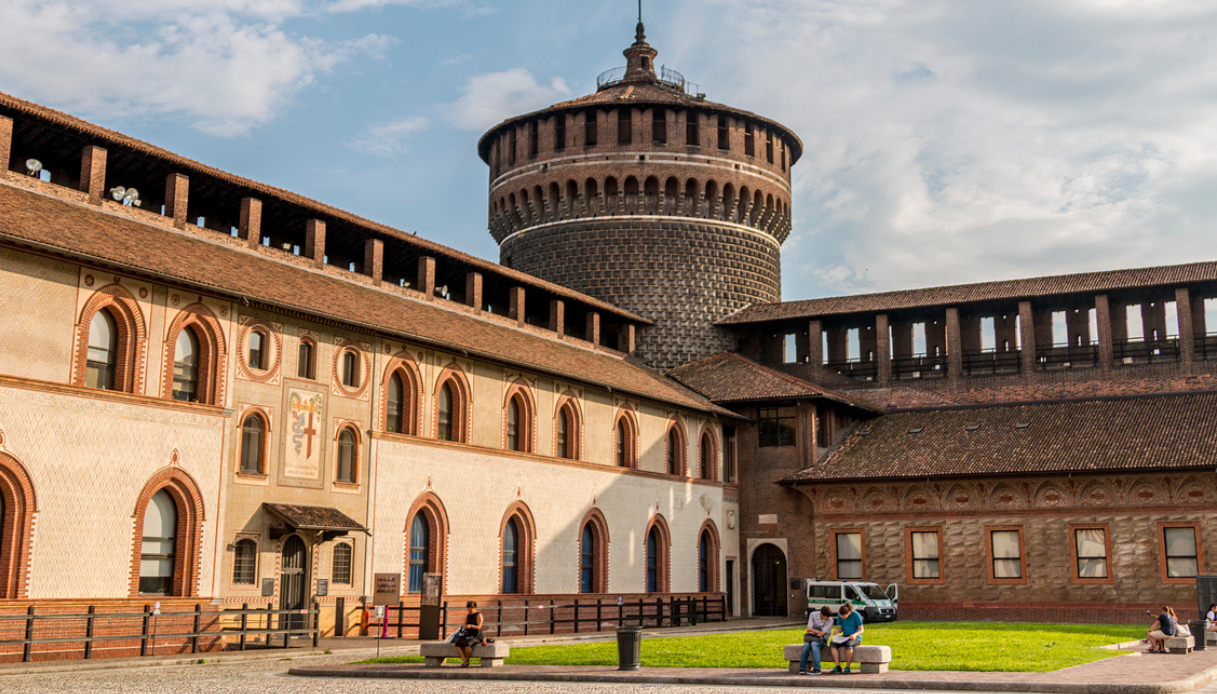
[804,580,898,622]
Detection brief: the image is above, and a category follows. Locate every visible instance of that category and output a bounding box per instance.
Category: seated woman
[1146,606,1177,653]
[455,601,484,667]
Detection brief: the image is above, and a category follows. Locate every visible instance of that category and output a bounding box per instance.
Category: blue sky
[3,0,1217,302]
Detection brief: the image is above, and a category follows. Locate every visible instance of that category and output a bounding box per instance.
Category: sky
[2,0,1216,302]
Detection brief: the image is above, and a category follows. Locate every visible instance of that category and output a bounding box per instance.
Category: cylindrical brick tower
[478,21,801,370]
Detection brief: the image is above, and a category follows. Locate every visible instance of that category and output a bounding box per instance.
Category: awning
[263,503,369,539]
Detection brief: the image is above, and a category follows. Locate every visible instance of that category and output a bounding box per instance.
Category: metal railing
[1114,337,1180,364]
[597,65,700,95]
[1036,344,1099,370]
[892,354,948,380]
[962,349,1022,376]
[377,595,726,639]
[825,360,877,381]
[1196,335,1217,361]
[0,602,319,663]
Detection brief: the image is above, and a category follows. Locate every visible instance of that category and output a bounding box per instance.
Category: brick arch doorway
[751,543,787,617]
[280,535,309,633]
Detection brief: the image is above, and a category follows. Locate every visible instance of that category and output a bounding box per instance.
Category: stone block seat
[1206,630,1216,645]
[1164,635,1194,654]
[783,643,892,674]
[419,641,511,668]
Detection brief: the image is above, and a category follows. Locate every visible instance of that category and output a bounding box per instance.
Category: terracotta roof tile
[263,503,365,531]
[0,181,731,417]
[781,392,1217,484]
[719,262,1217,325]
[0,90,647,325]
[669,353,876,411]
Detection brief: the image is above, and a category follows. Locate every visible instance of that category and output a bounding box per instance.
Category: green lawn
[361,621,1146,672]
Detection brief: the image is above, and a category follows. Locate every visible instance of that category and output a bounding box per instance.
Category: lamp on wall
[109,186,142,207]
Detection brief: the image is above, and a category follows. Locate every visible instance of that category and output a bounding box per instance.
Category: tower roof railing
[596,65,700,96]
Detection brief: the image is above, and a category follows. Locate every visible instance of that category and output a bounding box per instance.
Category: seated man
[799,606,834,675]
[829,602,865,674]
[1206,604,1217,634]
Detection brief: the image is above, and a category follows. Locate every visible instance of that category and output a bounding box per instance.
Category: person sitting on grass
[798,606,834,675]
[1146,605,1177,653]
[829,602,865,674]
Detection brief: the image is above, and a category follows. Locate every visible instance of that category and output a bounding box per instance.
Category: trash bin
[1191,620,1206,651]
[617,625,642,671]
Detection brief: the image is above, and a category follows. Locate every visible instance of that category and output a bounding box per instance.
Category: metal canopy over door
[280,535,308,634]
[751,543,787,617]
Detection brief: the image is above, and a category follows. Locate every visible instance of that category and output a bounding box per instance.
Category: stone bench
[783,643,892,674]
[419,641,511,668]
[1164,635,1194,654]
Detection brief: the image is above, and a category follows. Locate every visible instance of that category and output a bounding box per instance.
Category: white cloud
[347,116,430,156]
[0,0,395,136]
[444,68,571,132]
[668,0,1217,298]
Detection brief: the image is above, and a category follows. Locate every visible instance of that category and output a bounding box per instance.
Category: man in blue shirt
[829,602,865,674]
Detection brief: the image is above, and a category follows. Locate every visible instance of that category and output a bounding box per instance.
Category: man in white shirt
[798,606,834,675]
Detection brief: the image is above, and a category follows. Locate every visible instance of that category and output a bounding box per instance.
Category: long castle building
[0,18,1212,660]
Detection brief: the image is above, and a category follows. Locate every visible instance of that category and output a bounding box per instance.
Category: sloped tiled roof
[264,504,366,532]
[0,90,647,324]
[0,180,732,417]
[719,261,1217,325]
[781,392,1217,484]
[669,353,877,411]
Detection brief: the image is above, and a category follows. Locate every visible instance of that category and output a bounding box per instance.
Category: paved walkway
[289,641,1217,694]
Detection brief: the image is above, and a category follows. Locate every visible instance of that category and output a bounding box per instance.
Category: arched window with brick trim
[130,468,205,597]
[579,508,609,594]
[74,284,147,394]
[239,411,268,475]
[0,453,36,599]
[404,493,449,594]
[666,421,686,476]
[163,304,226,406]
[614,409,638,469]
[698,520,721,593]
[335,426,359,484]
[503,381,535,453]
[499,501,536,595]
[382,354,422,436]
[644,514,671,594]
[699,428,719,482]
[434,366,471,443]
[554,394,582,460]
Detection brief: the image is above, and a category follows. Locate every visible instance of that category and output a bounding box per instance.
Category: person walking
[455,601,484,667]
[798,606,834,675]
[829,602,865,674]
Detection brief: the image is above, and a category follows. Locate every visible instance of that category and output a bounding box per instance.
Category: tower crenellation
[478,21,802,370]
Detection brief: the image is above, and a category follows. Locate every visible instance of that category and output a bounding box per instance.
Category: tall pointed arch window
[502,518,520,594]
[555,399,581,460]
[699,532,711,591]
[667,427,684,476]
[437,382,455,441]
[614,413,637,468]
[239,414,265,475]
[86,309,119,390]
[408,514,430,593]
[700,431,717,481]
[646,527,660,593]
[336,428,357,484]
[172,328,200,402]
[140,490,177,595]
[581,524,596,593]
[507,397,522,451]
[387,372,405,434]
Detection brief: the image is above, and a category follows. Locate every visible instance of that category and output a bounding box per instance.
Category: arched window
[86,309,118,390]
[0,454,36,599]
[387,372,405,434]
[332,542,353,585]
[502,518,520,594]
[172,328,200,402]
[580,524,595,593]
[297,339,314,379]
[437,382,455,441]
[700,431,717,481]
[667,426,685,476]
[140,490,177,595]
[232,539,257,585]
[248,330,266,370]
[646,527,660,593]
[408,514,430,593]
[614,412,637,468]
[341,350,360,388]
[557,407,571,458]
[699,532,711,591]
[239,414,265,474]
[336,428,357,484]
[507,397,522,451]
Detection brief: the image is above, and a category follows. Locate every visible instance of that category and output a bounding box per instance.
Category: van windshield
[852,584,889,601]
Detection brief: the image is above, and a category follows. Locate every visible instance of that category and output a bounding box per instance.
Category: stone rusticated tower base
[502,218,781,369]
[479,22,800,369]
